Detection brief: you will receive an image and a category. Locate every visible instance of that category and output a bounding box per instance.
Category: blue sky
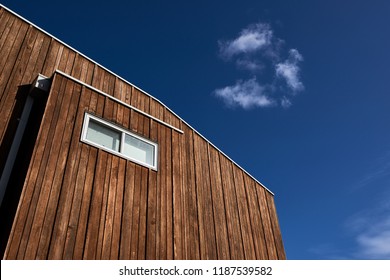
[2,0,390,259]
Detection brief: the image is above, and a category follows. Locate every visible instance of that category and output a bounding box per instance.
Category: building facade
[0,5,285,260]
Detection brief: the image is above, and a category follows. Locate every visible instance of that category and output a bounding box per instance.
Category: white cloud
[281,96,292,108]
[357,228,390,259]
[307,243,347,259]
[219,23,273,58]
[214,22,304,109]
[236,58,263,71]
[346,193,390,259]
[214,78,274,109]
[275,49,304,92]
[310,155,390,260]
[310,195,390,260]
[353,150,390,190]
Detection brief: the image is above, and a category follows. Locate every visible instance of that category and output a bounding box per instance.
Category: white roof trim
[55,70,184,134]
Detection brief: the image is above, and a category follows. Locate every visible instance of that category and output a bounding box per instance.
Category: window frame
[81,112,158,170]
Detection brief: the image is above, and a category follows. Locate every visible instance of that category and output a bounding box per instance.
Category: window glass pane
[86,119,120,152]
[123,134,155,166]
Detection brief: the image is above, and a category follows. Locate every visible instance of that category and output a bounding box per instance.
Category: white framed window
[81,113,158,170]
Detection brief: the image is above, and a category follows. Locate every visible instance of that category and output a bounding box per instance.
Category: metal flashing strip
[32,74,51,92]
[0,4,274,196]
[54,70,184,134]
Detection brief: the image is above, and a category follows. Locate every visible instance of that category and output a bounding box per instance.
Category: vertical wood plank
[137,167,148,259]
[0,9,12,49]
[109,81,126,259]
[257,187,278,259]
[63,49,76,75]
[82,151,108,260]
[232,167,256,259]
[82,88,107,259]
[183,127,200,259]
[0,24,38,140]
[157,124,167,259]
[40,39,61,77]
[72,145,97,259]
[145,105,158,259]
[219,154,244,259]
[154,103,164,259]
[55,46,75,75]
[20,30,47,84]
[130,87,140,133]
[129,165,142,259]
[71,89,99,259]
[165,127,173,260]
[98,71,119,259]
[265,192,286,259]
[193,133,217,259]
[208,146,230,259]
[119,162,135,259]
[110,158,125,259]
[101,155,118,259]
[61,142,90,259]
[32,34,51,75]
[172,130,183,259]
[95,154,113,259]
[244,177,268,259]
[91,65,104,90]
[146,168,157,259]
[178,122,188,259]
[0,24,35,142]
[0,15,24,90]
[118,100,133,259]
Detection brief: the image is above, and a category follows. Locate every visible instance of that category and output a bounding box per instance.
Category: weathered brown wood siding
[0,6,285,260]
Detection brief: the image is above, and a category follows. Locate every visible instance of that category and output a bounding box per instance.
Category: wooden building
[0,5,285,260]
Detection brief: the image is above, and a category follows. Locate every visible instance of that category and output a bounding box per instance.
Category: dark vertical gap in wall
[0,85,48,258]
[0,86,29,177]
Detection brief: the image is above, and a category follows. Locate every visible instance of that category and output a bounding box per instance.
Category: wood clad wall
[0,7,285,260]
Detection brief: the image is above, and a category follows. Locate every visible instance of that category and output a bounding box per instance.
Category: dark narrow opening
[0,85,48,258]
